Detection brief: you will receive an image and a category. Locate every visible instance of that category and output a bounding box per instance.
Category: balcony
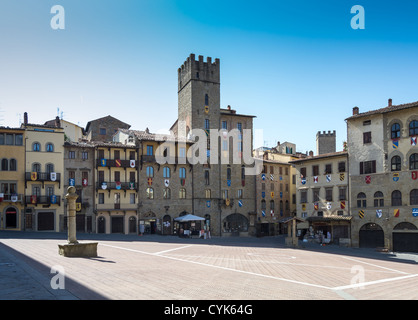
[0,194,24,204]
[96,181,137,191]
[96,159,138,168]
[25,195,61,206]
[25,172,61,182]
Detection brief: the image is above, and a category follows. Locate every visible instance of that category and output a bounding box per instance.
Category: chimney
[24,112,28,125]
[388,98,392,107]
[353,106,359,115]
[227,105,231,110]
[55,116,61,128]
[309,150,314,157]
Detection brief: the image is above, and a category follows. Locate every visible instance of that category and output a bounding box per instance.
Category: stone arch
[223,213,249,233]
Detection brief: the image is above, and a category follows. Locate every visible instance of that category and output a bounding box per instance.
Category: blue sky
[1,0,418,153]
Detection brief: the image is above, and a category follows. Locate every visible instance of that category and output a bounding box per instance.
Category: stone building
[346,99,418,252]
[85,115,130,142]
[290,141,350,244]
[0,127,25,230]
[63,140,95,233]
[172,54,257,236]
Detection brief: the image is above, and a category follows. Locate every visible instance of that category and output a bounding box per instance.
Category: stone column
[65,186,78,244]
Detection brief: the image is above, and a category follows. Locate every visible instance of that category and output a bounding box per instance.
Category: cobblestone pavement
[0,231,417,301]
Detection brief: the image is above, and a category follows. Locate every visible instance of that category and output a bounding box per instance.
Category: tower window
[205,94,209,106]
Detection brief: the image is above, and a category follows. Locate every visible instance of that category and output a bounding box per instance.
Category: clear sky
[1,0,418,153]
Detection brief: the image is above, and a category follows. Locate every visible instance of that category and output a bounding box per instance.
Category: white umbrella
[174,214,205,222]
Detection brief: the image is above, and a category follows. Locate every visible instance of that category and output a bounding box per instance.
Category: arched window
[146,187,154,199]
[374,191,384,207]
[146,166,154,177]
[179,188,186,199]
[163,188,171,199]
[410,153,418,170]
[391,155,401,171]
[226,167,231,180]
[46,143,54,152]
[9,159,17,171]
[46,163,54,173]
[391,123,401,139]
[409,120,418,136]
[163,166,170,178]
[391,190,402,206]
[357,192,367,208]
[410,189,418,205]
[32,163,41,172]
[179,167,186,179]
[270,200,275,210]
[1,158,8,171]
[261,200,266,210]
[205,94,209,106]
[33,142,41,152]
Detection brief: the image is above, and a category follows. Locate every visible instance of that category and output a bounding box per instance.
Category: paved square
[0,232,417,300]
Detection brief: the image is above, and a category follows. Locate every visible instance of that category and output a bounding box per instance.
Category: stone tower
[316,130,336,155]
[177,54,221,135]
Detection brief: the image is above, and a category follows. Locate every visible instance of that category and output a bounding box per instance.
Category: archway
[359,223,384,248]
[223,213,249,235]
[393,222,418,253]
[162,215,172,235]
[97,216,105,233]
[5,207,17,228]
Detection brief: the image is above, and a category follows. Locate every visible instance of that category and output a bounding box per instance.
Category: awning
[174,214,205,222]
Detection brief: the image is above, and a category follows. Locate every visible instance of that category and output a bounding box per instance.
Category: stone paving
[0,231,417,301]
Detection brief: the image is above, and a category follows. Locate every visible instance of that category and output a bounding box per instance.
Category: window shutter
[360,162,364,174]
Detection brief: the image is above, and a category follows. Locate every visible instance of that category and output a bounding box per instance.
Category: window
[391,156,401,171]
[222,121,227,130]
[205,170,210,185]
[146,187,154,199]
[357,192,367,208]
[205,119,210,130]
[68,151,75,159]
[46,163,54,173]
[146,145,153,156]
[312,165,319,176]
[114,150,120,159]
[32,163,41,172]
[163,167,171,178]
[82,151,88,160]
[391,123,401,139]
[15,134,23,145]
[270,200,275,210]
[237,189,243,199]
[9,159,17,171]
[222,189,228,200]
[1,159,8,171]
[301,190,307,203]
[325,187,333,201]
[0,134,3,145]
[179,147,186,158]
[312,188,320,202]
[363,132,372,144]
[146,166,154,177]
[410,189,418,205]
[46,143,54,152]
[410,153,418,170]
[339,187,347,201]
[99,128,106,135]
[325,164,332,174]
[130,193,136,204]
[237,123,242,132]
[261,200,266,210]
[363,120,371,126]
[33,142,41,152]
[360,160,376,174]
[114,171,120,182]
[374,191,384,207]
[300,167,307,178]
[163,188,171,199]
[179,167,186,179]
[179,188,186,199]
[226,167,231,180]
[98,193,104,204]
[205,189,211,199]
[338,161,346,173]
[205,94,209,106]
[391,190,402,206]
[409,120,418,136]
[5,134,13,145]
